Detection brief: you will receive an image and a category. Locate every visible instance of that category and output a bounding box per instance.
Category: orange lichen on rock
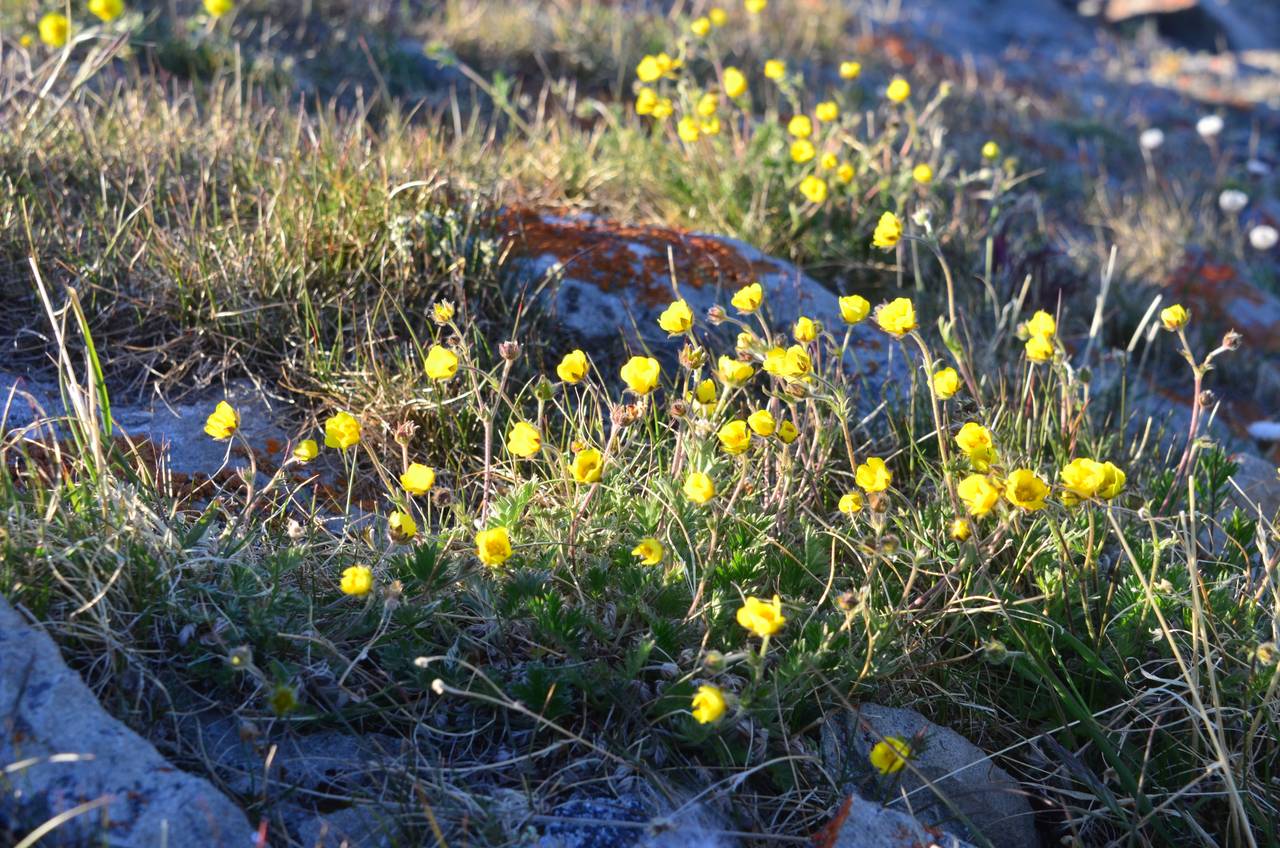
[499,207,781,306]
[1165,254,1280,352]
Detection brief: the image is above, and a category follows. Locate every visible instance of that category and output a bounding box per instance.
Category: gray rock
[821,704,1038,848]
[507,211,900,406]
[1228,452,1280,518]
[0,595,255,847]
[826,790,976,848]
[292,804,393,848]
[536,795,734,848]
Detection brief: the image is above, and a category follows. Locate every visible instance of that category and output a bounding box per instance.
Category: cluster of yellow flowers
[30,0,233,49]
[952,421,1125,519]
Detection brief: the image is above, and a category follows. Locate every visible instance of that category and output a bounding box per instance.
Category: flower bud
[983,639,1009,665]
[393,419,418,446]
[1257,642,1278,666]
[533,377,555,401]
[703,650,725,671]
[707,305,727,325]
[499,340,521,362]
[669,398,690,419]
[1223,330,1242,350]
[679,344,707,370]
[1198,389,1217,407]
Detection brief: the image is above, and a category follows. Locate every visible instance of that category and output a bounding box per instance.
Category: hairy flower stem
[479,358,514,517]
[908,331,958,510]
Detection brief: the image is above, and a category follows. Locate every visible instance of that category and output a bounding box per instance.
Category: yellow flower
[507,421,541,458]
[736,594,785,637]
[684,471,716,504]
[1025,334,1054,363]
[872,211,903,249]
[1098,461,1126,500]
[855,457,892,493]
[658,299,694,334]
[691,16,711,36]
[38,13,70,48]
[700,116,722,136]
[869,737,912,774]
[912,163,934,184]
[763,346,787,376]
[632,537,665,565]
[955,423,997,472]
[793,315,818,343]
[20,34,34,48]
[694,378,718,408]
[709,7,728,25]
[89,0,125,22]
[1060,458,1106,501]
[787,114,813,139]
[838,491,864,515]
[401,462,436,495]
[731,282,763,313]
[764,59,785,80]
[204,0,234,17]
[950,518,971,541]
[839,294,870,324]
[557,349,589,383]
[1005,468,1049,511]
[204,400,239,441]
[569,448,604,484]
[635,87,659,116]
[982,140,1001,160]
[875,297,917,336]
[932,367,960,400]
[777,420,799,444]
[815,101,839,122]
[1160,304,1189,331]
[885,77,911,103]
[781,345,812,379]
[324,412,361,450]
[433,300,455,323]
[736,331,755,351]
[820,152,839,171]
[748,409,776,437]
[836,162,855,183]
[652,98,674,120]
[799,175,827,203]
[293,439,318,463]
[426,345,459,380]
[691,685,727,724]
[1025,310,1056,339]
[718,355,754,386]
[636,55,663,83]
[745,0,767,12]
[790,139,816,164]
[340,565,373,597]
[839,60,862,79]
[696,92,719,117]
[678,117,700,143]
[621,356,661,395]
[723,67,747,99]
[718,420,752,455]
[958,474,1000,517]
[476,527,513,566]
[388,510,418,543]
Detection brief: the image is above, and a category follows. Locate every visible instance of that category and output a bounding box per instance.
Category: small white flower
[1219,189,1249,213]
[1247,159,1272,177]
[1139,128,1165,151]
[1249,225,1279,251]
[1195,115,1224,139]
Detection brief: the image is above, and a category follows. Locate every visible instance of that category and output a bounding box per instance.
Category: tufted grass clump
[2,2,1279,846]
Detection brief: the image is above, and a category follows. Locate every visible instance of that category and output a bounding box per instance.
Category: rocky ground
[2,0,1279,846]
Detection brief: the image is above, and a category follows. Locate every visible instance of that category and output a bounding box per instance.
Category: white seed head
[1195,115,1223,139]
[1219,189,1249,213]
[1138,128,1165,151]
[1249,225,1279,251]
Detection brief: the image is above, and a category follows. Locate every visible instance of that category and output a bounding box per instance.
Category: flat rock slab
[819,791,976,848]
[503,210,899,404]
[821,704,1038,848]
[536,795,734,848]
[0,595,254,847]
